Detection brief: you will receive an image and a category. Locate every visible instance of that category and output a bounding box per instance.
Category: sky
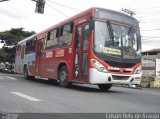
[0,0,160,51]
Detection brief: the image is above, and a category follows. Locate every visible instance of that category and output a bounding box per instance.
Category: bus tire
[98,84,112,91]
[24,66,29,80]
[23,66,34,80]
[58,66,70,88]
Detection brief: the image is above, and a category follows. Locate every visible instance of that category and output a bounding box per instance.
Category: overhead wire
[142,36,160,38]
[46,2,68,17]
[142,30,160,31]
[141,18,160,22]
[132,8,160,24]
[139,17,160,20]
[45,0,81,18]
[141,29,160,31]
[137,15,160,18]
[47,0,80,12]
[44,3,160,40]
[142,39,160,43]
[122,7,160,42]
[135,12,160,15]
[136,16,160,22]
[142,20,160,23]
[134,9,160,12]
[132,6,160,10]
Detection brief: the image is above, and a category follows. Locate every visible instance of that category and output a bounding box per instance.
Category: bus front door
[36,39,44,76]
[74,23,90,82]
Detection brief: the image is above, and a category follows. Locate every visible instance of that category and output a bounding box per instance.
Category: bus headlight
[134,65,142,74]
[91,59,108,73]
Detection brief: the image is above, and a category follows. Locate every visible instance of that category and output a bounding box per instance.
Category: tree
[0,28,35,46]
[0,28,36,62]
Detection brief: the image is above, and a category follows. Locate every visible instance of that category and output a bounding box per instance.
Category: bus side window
[25,38,35,54]
[21,46,25,59]
[37,41,44,56]
[25,40,30,54]
[76,27,81,51]
[46,28,59,49]
[83,24,89,50]
[59,22,73,46]
[30,38,35,52]
[16,45,19,56]
[16,45,21,57]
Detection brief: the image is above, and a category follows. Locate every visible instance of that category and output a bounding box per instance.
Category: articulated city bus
[15,7,142,90]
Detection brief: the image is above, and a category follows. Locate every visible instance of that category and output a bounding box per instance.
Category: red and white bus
[15,7,142,90]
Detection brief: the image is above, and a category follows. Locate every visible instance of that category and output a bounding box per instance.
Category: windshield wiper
[128,26,133,38]
[106,21,114,46]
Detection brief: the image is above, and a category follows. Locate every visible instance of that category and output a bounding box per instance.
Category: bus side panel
[15,57,22,73]
[41,51,74,81]
[25,53,36,76]
[39,50,56,79]
[15,44,25,74]
[35,38,43,77]
[55,48,74,81]
[42,47,74,81]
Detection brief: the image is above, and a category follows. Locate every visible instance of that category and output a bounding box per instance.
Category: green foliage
[0,28,36,62]
[0,48,9,62]
[0,28,35,45]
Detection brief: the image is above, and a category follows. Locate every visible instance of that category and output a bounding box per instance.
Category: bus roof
[37,7,138,35]
[17,7,138,44]
[37,7,95,35]
[18,34,36,45]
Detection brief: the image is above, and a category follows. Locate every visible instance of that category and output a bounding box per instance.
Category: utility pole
[121,8,136,16]
[32,0,45,14]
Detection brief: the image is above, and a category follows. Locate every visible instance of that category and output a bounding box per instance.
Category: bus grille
[112,75,130,80]
[106,61,136,68]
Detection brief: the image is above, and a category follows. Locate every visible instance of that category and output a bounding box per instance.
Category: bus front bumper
[89,68,141,85]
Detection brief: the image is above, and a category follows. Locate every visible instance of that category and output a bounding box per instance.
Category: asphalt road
[0,72,160,113]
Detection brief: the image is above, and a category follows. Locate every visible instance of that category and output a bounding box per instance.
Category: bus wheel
[24,66,34,80]
[98,84,112,91]
[24,66,29,80]
[59,66,70,88]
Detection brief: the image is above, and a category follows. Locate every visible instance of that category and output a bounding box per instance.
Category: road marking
[11,92,41,102]
[5,76,17,80]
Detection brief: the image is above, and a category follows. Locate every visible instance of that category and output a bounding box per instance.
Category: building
[142,48,160,88]
[142,48,160,76]
[142,48,160,56]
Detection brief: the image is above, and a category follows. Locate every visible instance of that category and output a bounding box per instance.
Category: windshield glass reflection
[94,21,141,59]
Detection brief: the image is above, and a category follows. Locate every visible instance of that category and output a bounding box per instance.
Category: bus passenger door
[36,39,44,76]
[74,23,89,82]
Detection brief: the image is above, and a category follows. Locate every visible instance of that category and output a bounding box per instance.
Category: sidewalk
[114,84,160,92]
[142,87,160,92]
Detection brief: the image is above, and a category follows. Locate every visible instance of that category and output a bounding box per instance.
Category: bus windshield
[94,21,141,59]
